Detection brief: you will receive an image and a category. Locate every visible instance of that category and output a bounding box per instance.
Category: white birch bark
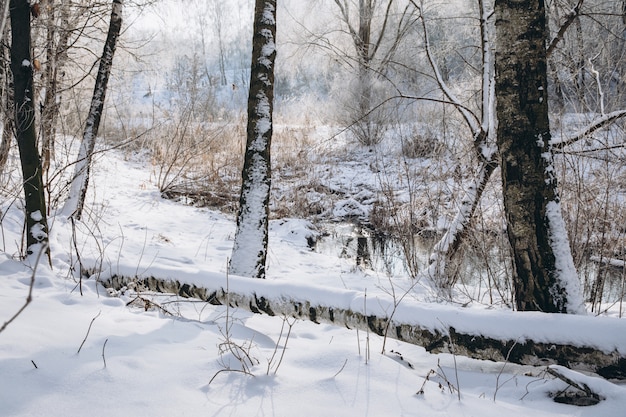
[62,0,123,220]
[101,272,626,379]
[229,0,276,278]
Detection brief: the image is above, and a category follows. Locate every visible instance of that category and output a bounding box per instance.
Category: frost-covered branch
[423,158,497,286]
[409,0,481,137]
[552,110,626,149]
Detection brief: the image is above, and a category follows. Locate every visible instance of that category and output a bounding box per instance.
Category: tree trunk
[426,158,498,286]
[0,24,12,174]
[229,0,276,279]
[100,272,626,380]
[10,0,49,258]
[62,0,123,220]
[421,0,497,287]
[494,0,583,313]
[40,0,69,175]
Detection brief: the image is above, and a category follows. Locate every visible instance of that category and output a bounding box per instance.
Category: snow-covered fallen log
[98,269,626,379]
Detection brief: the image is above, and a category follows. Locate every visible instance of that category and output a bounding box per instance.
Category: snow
[1,148,626,416]
[546,201,585,314]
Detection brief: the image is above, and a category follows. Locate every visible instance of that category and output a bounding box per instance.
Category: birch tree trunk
[10,0,49,258]
[100,272,626,380]
[229,0,276,279]
[417,0,497,287]
[494,0,583,313]
[62,0,123,220]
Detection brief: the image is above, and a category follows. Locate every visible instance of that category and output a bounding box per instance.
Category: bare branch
[0,245,47,335]
[547,0,585,57]
[409,0,482,136]
[552,110,626,149]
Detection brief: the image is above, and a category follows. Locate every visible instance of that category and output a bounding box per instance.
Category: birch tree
[10,0,49,257]
[494,0,583,313]
[62,0,123,220]
[229,0,277,279]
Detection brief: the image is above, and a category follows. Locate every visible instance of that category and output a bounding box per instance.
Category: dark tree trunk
[494,0,582,313]
[63,0,123,220]
[10,0,49,257]
[229,0,276,279]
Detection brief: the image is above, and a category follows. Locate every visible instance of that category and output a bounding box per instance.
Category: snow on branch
[552,110,626,149]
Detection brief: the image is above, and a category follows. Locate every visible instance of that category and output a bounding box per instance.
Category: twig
[70,217,85,295]
[209,368,254,385]
[0,244,46,335]
[126,295,173,315]
[416,369,436,395]
[77,311,101,354]
[267,316,288,375]
[437,319,461,401]
[31,360,38,369]
[364,289,370,364]
[102,338,108,368]
[493,340,519,401]
[273,318,295,376]
[333,358,348,378]
[546,366,598,399]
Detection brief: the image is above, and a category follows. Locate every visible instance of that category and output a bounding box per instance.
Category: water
[313,221,626,311]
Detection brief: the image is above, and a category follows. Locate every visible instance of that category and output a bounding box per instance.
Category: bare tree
[229,0,277,279]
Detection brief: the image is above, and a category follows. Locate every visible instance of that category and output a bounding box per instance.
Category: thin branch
[552,110,626,149]
[102,338,108,368]
[547,0,584,57]
[409,0,481,136]
[325,93,481,144]
[77,311,102,354]
[333,358,348,378]
[0,245,46,335]
[209,368,254,385]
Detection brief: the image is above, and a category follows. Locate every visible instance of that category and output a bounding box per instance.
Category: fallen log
[98,271,626,379]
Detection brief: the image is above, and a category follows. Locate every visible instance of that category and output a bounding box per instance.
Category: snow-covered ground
[1,148,625,417]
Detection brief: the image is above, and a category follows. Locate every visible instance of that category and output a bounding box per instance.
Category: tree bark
[100,272,626,380]
[40,0,71,175]
[10,0,49,257]
[0,25,12,174]
[494,0,582,313]
[62,0,123,220]
[229,0,276,279]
